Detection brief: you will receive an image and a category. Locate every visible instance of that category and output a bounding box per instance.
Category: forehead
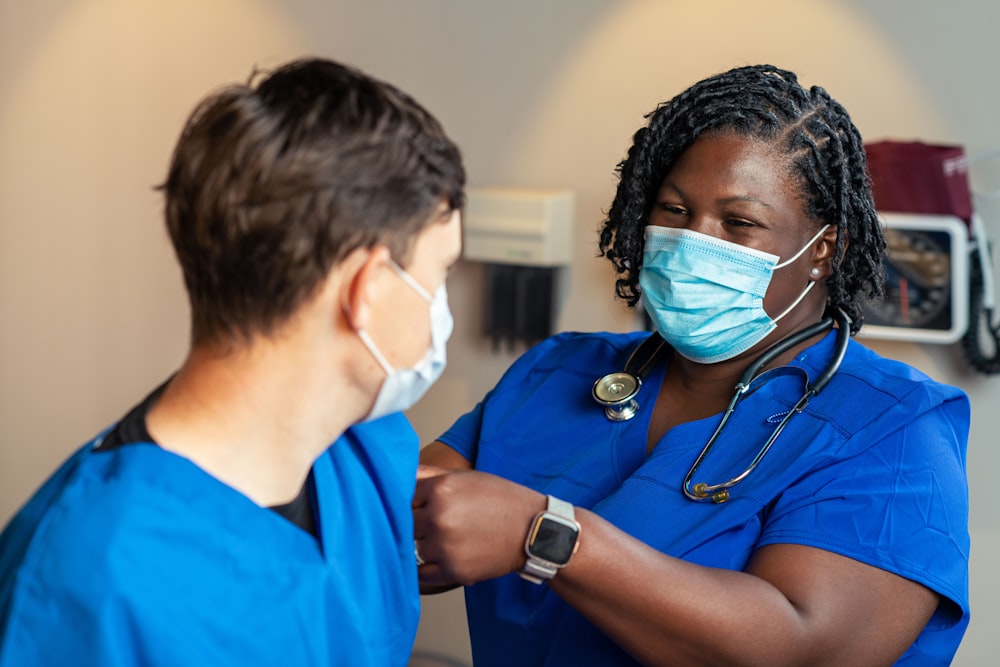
[664,132,798,196]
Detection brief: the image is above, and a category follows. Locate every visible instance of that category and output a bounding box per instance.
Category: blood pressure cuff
[865,140,973,223]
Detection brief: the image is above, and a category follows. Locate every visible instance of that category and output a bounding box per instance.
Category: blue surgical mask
[638,225,829,364]
[358,261,453,421]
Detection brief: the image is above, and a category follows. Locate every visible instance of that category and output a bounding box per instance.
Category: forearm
[414,470,935,666]
[415,450,809,662]
[549,509,813,667]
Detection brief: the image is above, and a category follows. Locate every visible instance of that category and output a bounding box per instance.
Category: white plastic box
[462,188,574,266]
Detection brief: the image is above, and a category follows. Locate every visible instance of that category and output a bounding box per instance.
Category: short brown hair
[161,58,465,345]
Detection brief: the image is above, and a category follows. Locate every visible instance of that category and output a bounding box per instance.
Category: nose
[683,214,717,237]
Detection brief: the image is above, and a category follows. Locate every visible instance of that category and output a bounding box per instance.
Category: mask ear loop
[358,258,437,376]
[387,260,433,302]
[357,329,395,375]
[770,224,831,324]
[772,281,817,324]
[773,224,831,270]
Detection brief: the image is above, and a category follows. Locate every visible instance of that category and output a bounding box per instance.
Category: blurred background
[2,1,999,664]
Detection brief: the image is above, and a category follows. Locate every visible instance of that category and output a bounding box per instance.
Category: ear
[341,245,392,332]
[810,225,841,280]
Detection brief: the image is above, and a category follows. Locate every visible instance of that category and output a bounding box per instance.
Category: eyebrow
[658,182,773,210]
[719,194,773,209]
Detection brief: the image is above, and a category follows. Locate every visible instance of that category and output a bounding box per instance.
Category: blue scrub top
[0,412,420,666]
[440,330,970,667]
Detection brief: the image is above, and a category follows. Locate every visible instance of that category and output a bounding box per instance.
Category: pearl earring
[810,267,821,278]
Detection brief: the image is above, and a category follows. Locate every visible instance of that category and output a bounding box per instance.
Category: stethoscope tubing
[682,309,852,502]
[593,309,853,504]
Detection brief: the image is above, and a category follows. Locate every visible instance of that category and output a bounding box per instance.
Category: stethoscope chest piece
[592,372,642,422]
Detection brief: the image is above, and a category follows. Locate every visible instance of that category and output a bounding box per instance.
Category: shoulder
[1,441,263,582]
[766,340,970,625]
[1,442,112,580]
[0,443,181,631]
[345,412,418,445]
[5,444,180,553]
[812,338,969,437]
[333,413,420,495]
[498,330,651,385]
[839,338,965,397]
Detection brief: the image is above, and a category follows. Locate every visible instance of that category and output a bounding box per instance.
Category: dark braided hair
[598,64,884,333]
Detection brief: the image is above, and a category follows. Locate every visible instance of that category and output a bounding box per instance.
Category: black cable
[960,245,1000,374]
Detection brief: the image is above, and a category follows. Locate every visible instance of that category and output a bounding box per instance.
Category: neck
[658,306,832,425]
[146,333,364,507]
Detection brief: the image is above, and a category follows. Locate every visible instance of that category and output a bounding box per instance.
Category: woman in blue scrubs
[415,65,969,666]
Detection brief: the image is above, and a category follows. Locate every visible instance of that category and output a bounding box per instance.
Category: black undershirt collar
[94,383,317,537]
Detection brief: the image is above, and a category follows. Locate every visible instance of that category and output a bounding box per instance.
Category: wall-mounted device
[463,188,574,266]
[860,212,969,344]
[462,188,575,350]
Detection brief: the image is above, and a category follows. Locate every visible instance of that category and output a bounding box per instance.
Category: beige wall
[2,1,998,664]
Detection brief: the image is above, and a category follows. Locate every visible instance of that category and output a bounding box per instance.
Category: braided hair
[599,64,884,333]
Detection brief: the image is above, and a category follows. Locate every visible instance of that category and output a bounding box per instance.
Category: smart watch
[518,495,581,584]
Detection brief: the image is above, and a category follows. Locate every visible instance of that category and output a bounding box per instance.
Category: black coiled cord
[961,244,1000,374]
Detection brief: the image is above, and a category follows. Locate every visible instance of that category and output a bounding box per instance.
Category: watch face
[529,515,579,565]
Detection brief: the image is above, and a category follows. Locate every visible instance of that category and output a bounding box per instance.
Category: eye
[648,202,688,228]
[655,202,688,216]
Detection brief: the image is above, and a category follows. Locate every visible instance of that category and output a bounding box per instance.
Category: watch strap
[518,495,578,585]
[544,495,574,521]
[519,556,557,584]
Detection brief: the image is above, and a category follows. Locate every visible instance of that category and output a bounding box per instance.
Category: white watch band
[518,495,578,585]
[520,558,557,584]
[545,495,574,520]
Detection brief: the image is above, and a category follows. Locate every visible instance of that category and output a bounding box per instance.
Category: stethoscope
[592,309,852,503]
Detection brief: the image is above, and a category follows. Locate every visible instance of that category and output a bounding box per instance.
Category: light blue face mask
[638,225,829,364]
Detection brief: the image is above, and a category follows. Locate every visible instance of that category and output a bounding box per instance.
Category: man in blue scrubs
[0,57,464,666]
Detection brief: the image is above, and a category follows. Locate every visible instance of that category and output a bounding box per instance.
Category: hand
[413,466,545,587]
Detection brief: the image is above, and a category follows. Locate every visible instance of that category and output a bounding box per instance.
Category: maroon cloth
[865,140,973,223]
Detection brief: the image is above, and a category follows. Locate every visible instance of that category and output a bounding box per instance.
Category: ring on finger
[414,540,425,566]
